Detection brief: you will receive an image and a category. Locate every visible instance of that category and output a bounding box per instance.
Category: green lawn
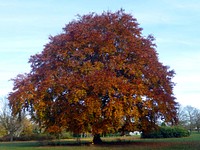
[0,133,200,150]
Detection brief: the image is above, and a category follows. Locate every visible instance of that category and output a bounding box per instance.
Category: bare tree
[0,98,25,141]
[192,108,200,132]
[183,106,196,132]
[177,106,188,127]
[178,105,200,132]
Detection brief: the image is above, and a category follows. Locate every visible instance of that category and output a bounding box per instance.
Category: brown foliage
[8,10,178,136]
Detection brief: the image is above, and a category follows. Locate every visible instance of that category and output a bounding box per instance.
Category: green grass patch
[0,133,200,150]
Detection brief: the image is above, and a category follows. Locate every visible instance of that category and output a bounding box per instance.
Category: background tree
[177,105,188,127]
[183,106,196,132]
[8,10,178,144]
[193,108,200,132]
[0,99,26,141]
[178,105,200,132]
[0,98,38,141]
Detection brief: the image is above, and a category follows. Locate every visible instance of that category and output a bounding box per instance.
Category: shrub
[173,126,190,137]
[160,126,174,138]
[61,132,73,139]
[19,133,56,141]
[142,126,190,138]
[141,129,163,138]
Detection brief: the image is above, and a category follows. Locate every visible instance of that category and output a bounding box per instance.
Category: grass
[0,133,200,150]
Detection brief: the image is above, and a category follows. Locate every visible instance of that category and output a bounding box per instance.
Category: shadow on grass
[0,141,40,147]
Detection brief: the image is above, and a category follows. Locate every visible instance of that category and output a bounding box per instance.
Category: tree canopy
[8,10,178,143]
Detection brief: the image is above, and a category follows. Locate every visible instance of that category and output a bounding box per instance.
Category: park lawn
[0,133,200,150]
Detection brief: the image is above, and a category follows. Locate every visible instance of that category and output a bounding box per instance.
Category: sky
[0,0,200,108]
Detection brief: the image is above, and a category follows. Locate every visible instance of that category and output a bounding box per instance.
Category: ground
[0,133,200,150]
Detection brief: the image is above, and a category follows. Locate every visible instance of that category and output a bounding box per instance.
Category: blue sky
[0,0,200,108]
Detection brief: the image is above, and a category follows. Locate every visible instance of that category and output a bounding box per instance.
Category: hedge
[141,126,190,138]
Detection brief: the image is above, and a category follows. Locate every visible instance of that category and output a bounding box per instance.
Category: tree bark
[93,134,102,144]
[9,133,14,142]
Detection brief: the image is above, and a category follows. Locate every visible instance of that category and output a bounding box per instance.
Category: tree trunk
[197,126,200,133]
[93,134,102,144]
[9,133,14,142]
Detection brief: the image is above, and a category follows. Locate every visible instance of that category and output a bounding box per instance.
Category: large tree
[8,10,178,143]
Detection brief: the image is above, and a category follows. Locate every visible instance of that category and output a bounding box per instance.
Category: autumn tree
[8,10,178,144]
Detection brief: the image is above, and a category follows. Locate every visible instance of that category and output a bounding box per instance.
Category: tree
[0,99,25,141]
[178,105,200,132]
[193,108,200,132]
[8,10,178,144]
[20,117,35,137]
[177,105,188,127]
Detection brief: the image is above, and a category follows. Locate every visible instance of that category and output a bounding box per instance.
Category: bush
[142,126,190,138]
[18,133,56,141]
[141,129,163,138]
[173,126,190,137]
[61,132,73,139]
[160,126,174,138]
